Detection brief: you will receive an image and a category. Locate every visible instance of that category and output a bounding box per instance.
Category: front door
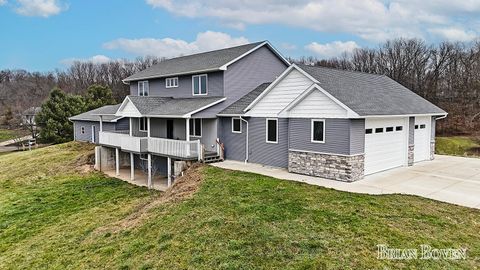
[167,120,174,139]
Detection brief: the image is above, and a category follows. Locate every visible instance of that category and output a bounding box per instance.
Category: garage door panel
[365,118,408,175]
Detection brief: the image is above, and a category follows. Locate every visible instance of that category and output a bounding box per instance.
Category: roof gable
[123,41,289,82]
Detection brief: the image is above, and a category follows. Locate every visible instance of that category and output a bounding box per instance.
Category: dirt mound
[91,164,205,235]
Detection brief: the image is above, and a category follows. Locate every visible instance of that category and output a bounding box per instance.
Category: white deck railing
[148,137,200,159]
[99,131,201,159]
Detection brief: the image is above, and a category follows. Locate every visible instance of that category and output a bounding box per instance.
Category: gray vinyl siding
[289,118,354,156]
[220,117,247,161]
[131,118,148,137]
[248,117,289,168]
[73,120,115,144]
[349,119,365,154]
[409,116,415,145]
[116,118,129,130]
[129,71,224,98]
[193,46,288,118]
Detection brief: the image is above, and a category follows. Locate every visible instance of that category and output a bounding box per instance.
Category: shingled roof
[124,41,284,82]
[218,83,271,115]
[297,64,446,116]
[69,104,122,122]
[122,96,225,117]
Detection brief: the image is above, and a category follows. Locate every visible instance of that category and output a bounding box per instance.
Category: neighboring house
[22,107,41,126]
[70,41,446,188]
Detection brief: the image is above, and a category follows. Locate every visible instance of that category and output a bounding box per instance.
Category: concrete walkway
[211,155,480,209]
[0,135,32,147]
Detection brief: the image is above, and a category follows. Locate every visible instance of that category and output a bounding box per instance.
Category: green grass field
[0,142,479,269]
[0,129,21,142]
[436,136,480,157]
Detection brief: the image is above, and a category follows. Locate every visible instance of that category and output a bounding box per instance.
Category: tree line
[290,38,480,135]
[1,38,479,136]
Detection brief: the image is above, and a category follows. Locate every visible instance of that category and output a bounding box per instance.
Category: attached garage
[414,116,432,162]
[364,118,409,175]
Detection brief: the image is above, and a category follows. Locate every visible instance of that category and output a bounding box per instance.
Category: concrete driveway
[212,155,480,209]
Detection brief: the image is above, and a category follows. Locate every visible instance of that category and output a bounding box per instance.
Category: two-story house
[71,41,446,190]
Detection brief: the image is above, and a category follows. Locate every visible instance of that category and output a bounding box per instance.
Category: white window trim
[232,118,242,133]
[139,117,148,132]
[138,81,149,96]
[192,74,208,96]
[190,118,202,137]
[165,77,178,88]
[265,118,278,144]
[311,119,325,143]
[80,126,85,134]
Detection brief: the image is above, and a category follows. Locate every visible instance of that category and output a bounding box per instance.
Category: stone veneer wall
[288,150,364,182]
[430,141,435,160]
[408,145,414,166]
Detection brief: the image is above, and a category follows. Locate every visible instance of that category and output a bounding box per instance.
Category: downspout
[239,116,249,163]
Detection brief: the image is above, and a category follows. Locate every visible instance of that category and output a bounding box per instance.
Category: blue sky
[0,0,479,71]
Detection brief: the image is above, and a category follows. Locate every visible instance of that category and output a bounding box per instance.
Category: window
[311,119,325,143]
[138,81,149,96]
[192,74,208,95]
[232,118,242,133]
[139,117,148,132]
[396,126,403,131]
[365,128,373,134]
[165,77,178,88]
[415,125,419,129]
[266,118,278,143]
[386,127,394,132]
[375,127,384,133]
[420,124,426,129]
[189,118,202,137]
[80,126,85,134]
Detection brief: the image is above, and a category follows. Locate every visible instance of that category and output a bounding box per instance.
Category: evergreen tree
[84,84,115,111]
[36,88,86,143]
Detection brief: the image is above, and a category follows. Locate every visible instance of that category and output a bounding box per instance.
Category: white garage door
[365,118,408,175]
[414,116,431,162]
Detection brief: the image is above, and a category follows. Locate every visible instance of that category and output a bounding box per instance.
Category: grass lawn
[436,136,480,157]
[0,129,23,142]
[1,142,479,269]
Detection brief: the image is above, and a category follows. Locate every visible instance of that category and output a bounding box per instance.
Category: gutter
[239,116,249,163]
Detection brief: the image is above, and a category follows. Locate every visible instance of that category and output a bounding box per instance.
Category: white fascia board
[216,113,244,117]
[122,68,221,83]
[220,41,290,71]
[183,97,227,118]
[362,113,448,118]
[244,64,319,112]
[278,84,359,118]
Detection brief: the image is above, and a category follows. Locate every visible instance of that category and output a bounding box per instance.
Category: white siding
[118,100,141,117]
[414,116,431,162]
[246,69,313,117]
[287,89,347,118]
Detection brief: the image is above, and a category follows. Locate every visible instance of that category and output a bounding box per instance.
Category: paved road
[213,155,480,209]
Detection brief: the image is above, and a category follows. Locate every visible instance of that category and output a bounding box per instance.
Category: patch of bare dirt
[92,164,205,235]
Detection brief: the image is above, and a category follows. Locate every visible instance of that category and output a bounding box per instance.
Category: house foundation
[288,150,364,182]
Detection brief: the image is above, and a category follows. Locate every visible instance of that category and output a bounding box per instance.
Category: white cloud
[103,31,249,58]
[429,27,478,42]
[306,41,359,58]
[15,0,66,17]
[145,0,480,42]
[61,55,112,66]
[0,0,7,6]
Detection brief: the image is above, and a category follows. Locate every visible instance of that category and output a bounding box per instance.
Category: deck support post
[185,118,190,141]
[167,157,172,187]
[147,154,152,189]
[115,148,120,176]
[129,118,132,136]
[130,152,134,181]
[147,117,151,138]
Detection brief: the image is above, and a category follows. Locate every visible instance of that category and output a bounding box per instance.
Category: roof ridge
[157,41,265,63]
[297,63,385,78]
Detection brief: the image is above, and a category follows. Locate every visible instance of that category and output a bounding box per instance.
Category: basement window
[232,118,242,133]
